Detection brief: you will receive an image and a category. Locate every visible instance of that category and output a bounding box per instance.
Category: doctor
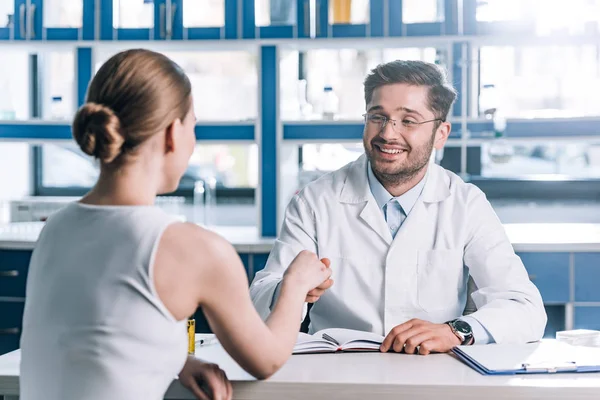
[250,60,546,355]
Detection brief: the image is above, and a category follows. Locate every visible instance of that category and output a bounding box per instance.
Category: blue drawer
[517,252,570,303]
[0,301,25,355]
[0,250,32,298]
[574,253,600,302]
[574,307,600,330]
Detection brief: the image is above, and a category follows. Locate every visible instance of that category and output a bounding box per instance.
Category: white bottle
[322,86,339,120]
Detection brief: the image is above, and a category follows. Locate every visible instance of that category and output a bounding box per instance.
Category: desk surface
[1,222,600,253]
[2,343,600,400]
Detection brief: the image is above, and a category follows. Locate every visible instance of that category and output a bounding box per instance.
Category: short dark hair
[364,60,457,121]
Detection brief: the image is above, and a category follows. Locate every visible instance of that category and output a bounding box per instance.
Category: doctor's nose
[379,119,402,141]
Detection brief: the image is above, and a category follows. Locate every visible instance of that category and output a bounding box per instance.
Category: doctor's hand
[283,251,333,295]
[379,319,461,356]
[179,357,232,400]
[306,258,333,303]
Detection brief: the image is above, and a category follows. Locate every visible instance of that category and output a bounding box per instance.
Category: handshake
[283,250,335,303]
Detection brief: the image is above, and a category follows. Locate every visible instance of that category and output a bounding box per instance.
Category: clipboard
[452,340,600,375]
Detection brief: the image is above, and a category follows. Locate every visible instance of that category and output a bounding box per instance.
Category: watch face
[453,320,472,335]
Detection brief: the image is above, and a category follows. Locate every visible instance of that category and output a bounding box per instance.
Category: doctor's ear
[433,122,451,150]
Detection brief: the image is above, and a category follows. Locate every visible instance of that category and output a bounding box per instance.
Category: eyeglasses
[362,113,444,133]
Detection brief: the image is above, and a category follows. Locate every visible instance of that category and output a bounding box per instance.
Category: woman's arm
[154,223,331,379]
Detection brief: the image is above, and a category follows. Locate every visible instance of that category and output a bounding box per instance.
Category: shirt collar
[367,162,428,215]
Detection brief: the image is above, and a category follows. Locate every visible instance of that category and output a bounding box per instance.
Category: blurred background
[0,0,600,348]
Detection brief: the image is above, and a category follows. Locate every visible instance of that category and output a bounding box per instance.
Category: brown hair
[72,49,192,164]
[364,60,457,122]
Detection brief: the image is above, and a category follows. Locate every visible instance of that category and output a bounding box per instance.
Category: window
[402,0,444,24]
[280,47,441,120]
[475,0,533,23]
[113,0,154,29]
[44,0,82,28]
[0,50,30,120]
[41,144,97,188]
[255,0,296,26]
[95,50,258,122]
[0,142,31,201]
[328,0,370,25]
[481,140,600,179]
[164,51,258,121]
[297,142,363,194]
[479,45,600,118]
[40,143,257,190]
[183,0,224,28]
[37,143,257,226]
[0,1,14,27]
[41,51,75,120]
[476,0,600,36]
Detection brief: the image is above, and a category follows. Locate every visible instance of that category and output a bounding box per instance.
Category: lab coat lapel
[339,154,393,246]
[359,201,393,246]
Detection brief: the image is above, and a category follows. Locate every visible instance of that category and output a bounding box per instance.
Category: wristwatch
[447,319,474,346]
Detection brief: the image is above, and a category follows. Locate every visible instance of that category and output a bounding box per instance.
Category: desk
[2,342,600,400]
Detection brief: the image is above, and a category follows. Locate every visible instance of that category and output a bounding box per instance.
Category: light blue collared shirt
[366,163,493,344]
[367,163,426,238]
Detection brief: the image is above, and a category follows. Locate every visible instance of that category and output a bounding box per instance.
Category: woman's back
[20,202,187,400]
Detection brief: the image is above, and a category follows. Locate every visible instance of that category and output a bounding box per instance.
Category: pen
[322,333,340,346]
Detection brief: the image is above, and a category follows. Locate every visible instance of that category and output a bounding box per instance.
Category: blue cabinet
[574,253,600,302]
[243,0,384,39]
[389,0,454,37]
[0,301,24,355]
[0,249,31,355]
[176,0,237,40]
[3,0,94,41]
[101,0,156,40]
[243,0,300,39]
[12,0,26,40]
[100,0,236,41]
[517,252,570,304]
[0,250,32,298]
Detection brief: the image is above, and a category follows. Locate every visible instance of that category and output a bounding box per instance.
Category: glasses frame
[362,113,444,132]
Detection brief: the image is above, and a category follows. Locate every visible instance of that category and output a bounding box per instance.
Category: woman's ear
[164,119,183,154]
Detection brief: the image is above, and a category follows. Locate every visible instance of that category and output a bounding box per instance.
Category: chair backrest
[463,275,478,316]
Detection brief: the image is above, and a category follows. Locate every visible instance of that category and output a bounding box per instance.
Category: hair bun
[72,102,124,164]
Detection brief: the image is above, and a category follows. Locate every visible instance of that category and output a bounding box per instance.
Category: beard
[364,130,435,187]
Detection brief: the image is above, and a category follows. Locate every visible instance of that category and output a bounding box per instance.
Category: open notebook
[293,328,384,354]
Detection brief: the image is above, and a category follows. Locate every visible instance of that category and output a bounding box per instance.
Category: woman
[19,49,332,400]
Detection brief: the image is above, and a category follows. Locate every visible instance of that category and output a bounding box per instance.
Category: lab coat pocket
[416,249,464,312]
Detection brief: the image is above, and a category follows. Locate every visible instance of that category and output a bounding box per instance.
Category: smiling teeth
[380,148,403,154]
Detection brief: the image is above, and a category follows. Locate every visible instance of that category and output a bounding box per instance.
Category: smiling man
[250,60,547,354]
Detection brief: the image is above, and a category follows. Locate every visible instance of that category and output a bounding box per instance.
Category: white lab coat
[250,154,547,344]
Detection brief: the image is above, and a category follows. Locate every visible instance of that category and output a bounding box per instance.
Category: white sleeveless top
[20,202,188,400]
